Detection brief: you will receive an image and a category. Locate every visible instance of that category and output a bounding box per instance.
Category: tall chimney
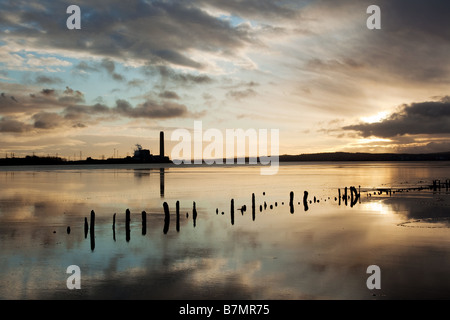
[160,131,164,157]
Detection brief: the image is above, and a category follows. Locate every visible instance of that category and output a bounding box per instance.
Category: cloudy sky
[1,0,450,159]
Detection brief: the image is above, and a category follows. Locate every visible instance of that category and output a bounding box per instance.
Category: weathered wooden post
[90,210,95,251]
[142,211,147,236]
[163,202,170,234]
[350,186,359,207]
[90,210,95,233]
[303,191,309,212]
[252,193,256,221]
[84,217,88,239]
[112,213,116,241]
[176,201,180,232]
[192,201,197,228]
[344,187,348,206]
[125,208,131,242]
[289,191,294,214]
[231,199,235,225]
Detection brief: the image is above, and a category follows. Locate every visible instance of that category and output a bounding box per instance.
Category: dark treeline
[0,155,171,166]
[279,151,450,162]
[1,151,450,166]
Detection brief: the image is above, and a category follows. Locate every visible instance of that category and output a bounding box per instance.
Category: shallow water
[0,161,449,299]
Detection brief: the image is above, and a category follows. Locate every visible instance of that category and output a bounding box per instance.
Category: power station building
[132,131,170,163]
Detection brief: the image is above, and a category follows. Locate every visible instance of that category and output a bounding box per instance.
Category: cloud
[34,75,63,85]
[0,0,259,70]
[73,61,100,73]
[100,58,125,81]
[32,112,65,129]
[198,0,300,21]
[155,66,214,85]
[343,97,450,138]
[158,91,180,100]
[226,88,257,101]
[114,99,188,119]
[0,117,32,133]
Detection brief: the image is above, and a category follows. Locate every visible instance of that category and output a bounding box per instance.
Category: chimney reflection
[160,167,165,198]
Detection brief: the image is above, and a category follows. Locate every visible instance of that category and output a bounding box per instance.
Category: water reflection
[160,168,165,198]
[0,162,449,299]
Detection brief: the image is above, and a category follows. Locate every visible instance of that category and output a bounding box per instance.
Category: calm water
[0,161,449,300]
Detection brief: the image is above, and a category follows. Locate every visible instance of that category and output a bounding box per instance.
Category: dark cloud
[34,75,63,85]
[343,97,450,138]
[0,93,20,113]
[32,112,65,129]
[0,117,32,133]
[355,0,450,83]
[155,66,214,85]
[100,58,125,81]
[40,89,55,96]
[158,91,180,100]
[1,0,258,69]
[60,87,85,104]
[114,99,188,119]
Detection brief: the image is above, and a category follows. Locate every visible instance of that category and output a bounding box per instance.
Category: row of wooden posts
[79,186,362,250]
[76,180,447,251]
[432,179,450,192]
[366,179,449,197]
[215,187,361,226]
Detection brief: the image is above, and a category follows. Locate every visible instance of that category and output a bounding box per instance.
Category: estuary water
[0,161,449,300]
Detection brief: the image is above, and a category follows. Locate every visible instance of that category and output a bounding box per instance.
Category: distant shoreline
[1,151,449,166]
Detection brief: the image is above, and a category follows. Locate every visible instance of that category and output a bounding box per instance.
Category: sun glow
[360,111,389,124]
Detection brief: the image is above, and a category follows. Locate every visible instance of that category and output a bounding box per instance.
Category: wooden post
[192,201,197,228]
[90,210,95,251]
[163,202,170,234]
[125,208,131,242]
[303,191,309,212]
[176,201,180,232]
[231,199,234,225]
[344,187,348,206]
[142,211,147,236]
[289,191,294,214]
[90,210,95,233]
[350,186,359,207]
[252,193,255,221]
[112,213,116,242]
[84,217,88,239]
[338,189,341,206]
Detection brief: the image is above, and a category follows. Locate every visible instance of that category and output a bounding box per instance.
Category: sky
[1,0,450,159]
